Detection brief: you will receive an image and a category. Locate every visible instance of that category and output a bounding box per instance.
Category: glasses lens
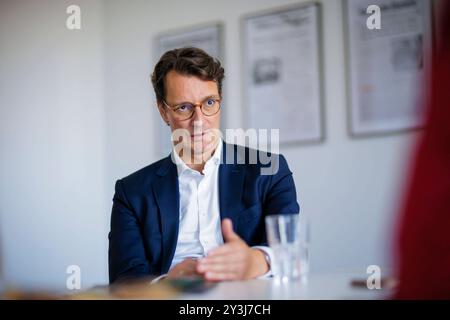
[202,99,220,116]
[174,103,194,120]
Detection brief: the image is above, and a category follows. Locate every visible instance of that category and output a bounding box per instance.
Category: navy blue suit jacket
[108,143,300,284]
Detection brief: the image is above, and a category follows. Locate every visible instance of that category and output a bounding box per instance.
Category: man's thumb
[222,218,239,242]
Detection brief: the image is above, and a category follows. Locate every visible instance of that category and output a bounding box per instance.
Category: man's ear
[157,103,170,126]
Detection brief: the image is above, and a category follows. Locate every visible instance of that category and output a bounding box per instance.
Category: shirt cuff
[252,246,274,279]
[150,274,168,284]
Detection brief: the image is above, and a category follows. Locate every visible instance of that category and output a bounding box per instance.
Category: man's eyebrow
[171,94,220,105]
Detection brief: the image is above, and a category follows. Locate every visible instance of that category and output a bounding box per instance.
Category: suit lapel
[152,143,247,273]
[219,143,246,228]
[152,155,179,274]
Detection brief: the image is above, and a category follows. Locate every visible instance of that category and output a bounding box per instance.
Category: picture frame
[241,2,325,146]
[343,0,433,138]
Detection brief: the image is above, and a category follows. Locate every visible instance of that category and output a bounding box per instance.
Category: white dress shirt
[170,140,224,268]
[168,139,273,278]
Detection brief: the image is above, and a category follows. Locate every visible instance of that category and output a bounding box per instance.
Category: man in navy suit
[108,47,300,284]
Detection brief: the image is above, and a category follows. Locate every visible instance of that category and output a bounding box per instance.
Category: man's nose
[191,105,204,122]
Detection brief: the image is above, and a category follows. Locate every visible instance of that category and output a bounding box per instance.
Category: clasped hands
[166,219,269,281]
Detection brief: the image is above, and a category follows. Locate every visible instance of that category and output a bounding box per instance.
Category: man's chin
[191,138,217,155]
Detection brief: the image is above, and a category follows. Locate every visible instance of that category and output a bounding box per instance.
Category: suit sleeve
[263,154,300,216]
[254,154,300,247]
[108,179,151,284]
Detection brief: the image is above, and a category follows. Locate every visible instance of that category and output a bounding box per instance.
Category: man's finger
[197,260,242,274]
[204,271,237,282]
[221,218,240,242]
[198,253,242,268]
[206,244,234,257]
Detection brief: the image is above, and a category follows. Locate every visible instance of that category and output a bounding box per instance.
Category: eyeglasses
[162,96,221,121]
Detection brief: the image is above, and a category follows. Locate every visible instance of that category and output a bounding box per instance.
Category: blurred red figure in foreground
[395,5,450,299]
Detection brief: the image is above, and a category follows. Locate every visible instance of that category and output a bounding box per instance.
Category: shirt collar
[171,138,222,176]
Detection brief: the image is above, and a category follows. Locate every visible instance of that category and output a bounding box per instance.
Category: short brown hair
[151,47,225,104]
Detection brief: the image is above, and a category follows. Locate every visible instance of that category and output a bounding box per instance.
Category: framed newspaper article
[344,0,433,137]
[242,2,324,145]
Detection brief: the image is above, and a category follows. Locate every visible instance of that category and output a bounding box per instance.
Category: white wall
[0,0,420,291]
[0,0,108,290]
[103,0,418,275]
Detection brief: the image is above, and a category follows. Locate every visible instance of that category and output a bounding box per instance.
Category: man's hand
[166,258,201,279]
[196,218,269,281]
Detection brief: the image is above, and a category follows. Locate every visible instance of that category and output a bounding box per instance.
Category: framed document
[154,23,223,157]
[344,0,433,137]
[242,3,324,145]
